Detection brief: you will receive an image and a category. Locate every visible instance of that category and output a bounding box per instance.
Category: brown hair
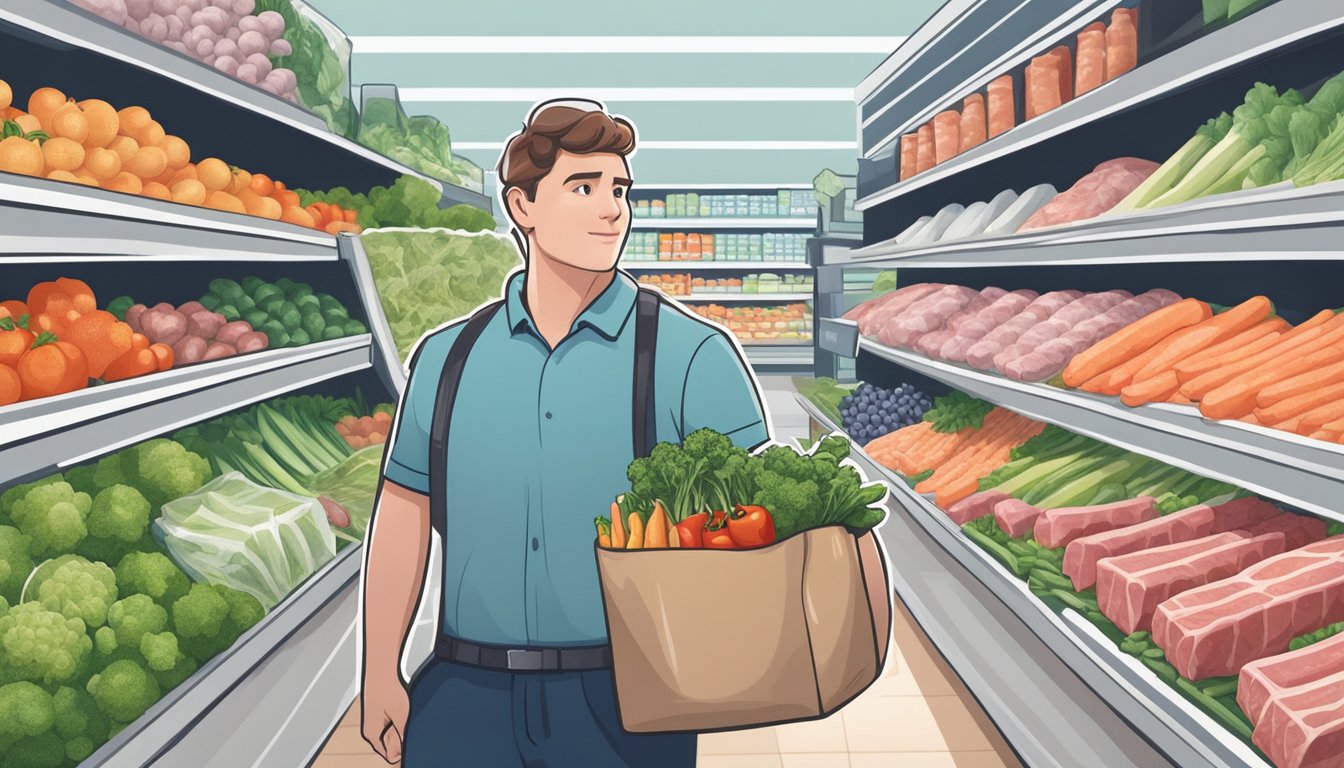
[498,104,637,201]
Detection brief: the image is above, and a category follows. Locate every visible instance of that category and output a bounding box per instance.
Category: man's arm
[681,331,770,448]
[360,479,430,764]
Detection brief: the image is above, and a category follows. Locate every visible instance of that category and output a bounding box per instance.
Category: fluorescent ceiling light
[353,36,905,54]
[399,87,854,102]
[453,140,858,150]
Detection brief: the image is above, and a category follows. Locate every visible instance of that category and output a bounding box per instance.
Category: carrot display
[1080,330,1192,395]
[1130,296,1270,382]
[959,94,987,153]
[1181,312,1344,401]
[915,123,936,174]
[1254,381,1344,426]
[1199,339,1344,420]
[1120,371,1181,407]
[1298,401,1344,435]
[1257,358,1344,409]
[1171,318,1288,379]
[900,132,919,180]
[933,110,961,165]
[987,76,1015,138]
[1076,22,1107,95]
[1063,298,1211,387]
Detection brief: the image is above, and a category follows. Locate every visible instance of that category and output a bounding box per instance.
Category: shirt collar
[503,269,639,342]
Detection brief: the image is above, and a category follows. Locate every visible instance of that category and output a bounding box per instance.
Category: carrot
[1308,429,1340,443]
[63,310,134,379]
[610,501,627,548]
[595,518,612,549]
[1199,335,1344,419]
[1174,318,1287,374]
[149,342,173,372]
[1174,329,1286,384]
[1121,371,1181,407]
[1255,381,1344,426]
[1257,358,1344,410]
[1131,296,1271,382]
[1063,298,1211,387]
[644,501,670,549]
[1081,329,1189,395]
[344,207,358,223]
[1182,312,1344,402]
[328,204,346,224]
[305,204,326,227]
[625,512,645,550]
[1321,416,1344,435]
[1296,401,1344,435]
[1169,393,1193,405]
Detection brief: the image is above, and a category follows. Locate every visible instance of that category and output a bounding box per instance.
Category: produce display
[252,0,357,136]
[632,190,816,218]
[0,79,357,234]
[1204,0,1277,25]
[591,429,886,550]
[360,229,522,360]
[354,90,482,192]
[898,8,1137,181]
[295,175,495,233]
[197,276,363,349]
[686,302,812,345]
[66,0,301,104]
[791,376,857,427]
[636,273,814,296]
[625,231,810,262]
[842,382,934,444]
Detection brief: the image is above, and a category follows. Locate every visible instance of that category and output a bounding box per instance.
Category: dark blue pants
[403,658,697,767]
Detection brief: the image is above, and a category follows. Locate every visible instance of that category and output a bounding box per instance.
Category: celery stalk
[1202,143,1268,196]
[1112,135,1215,213]
[1147,133,1254,208]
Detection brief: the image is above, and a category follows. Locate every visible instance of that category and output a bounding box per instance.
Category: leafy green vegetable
[303,445,385,540]
[1115,113,1232,212]
[1289,621,1344,652]
[870,270,899,294]
[792,377,857,425]
[296,176,495,232]
[922,391,994,433]
[253,0,357,137]
[356,95,484,191]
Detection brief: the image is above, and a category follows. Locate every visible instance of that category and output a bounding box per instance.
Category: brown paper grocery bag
[596,526,892,733]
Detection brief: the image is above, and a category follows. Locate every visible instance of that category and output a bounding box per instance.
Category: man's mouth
[589,231,621,241]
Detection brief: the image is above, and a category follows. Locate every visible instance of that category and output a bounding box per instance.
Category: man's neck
[524,243,616,349]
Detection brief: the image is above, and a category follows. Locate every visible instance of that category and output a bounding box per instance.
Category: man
[359,99,770,767]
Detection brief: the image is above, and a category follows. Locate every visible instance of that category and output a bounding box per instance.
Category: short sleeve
[680,332,770,449]
[382,341,442,495]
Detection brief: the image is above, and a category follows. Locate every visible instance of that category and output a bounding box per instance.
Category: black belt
[437,638,612,672]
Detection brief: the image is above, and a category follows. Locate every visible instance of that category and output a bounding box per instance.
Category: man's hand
[361,673,410,763]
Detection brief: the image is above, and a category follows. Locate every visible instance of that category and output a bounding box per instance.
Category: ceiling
[312,0,944,188]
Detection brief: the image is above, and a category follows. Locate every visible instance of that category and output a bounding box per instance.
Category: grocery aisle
[312,376,1020,768]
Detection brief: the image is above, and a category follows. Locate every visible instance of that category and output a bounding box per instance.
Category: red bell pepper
[727,504,776,548]
[703,511,736,549]
[675,511,708,548]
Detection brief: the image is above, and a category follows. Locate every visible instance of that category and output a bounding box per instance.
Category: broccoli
[9,482,91,558]
[93,626,118,658]
[33,556,118,628]
[0,682,54,752]
[0,526,33,604]
[5,731,64,768]
[173,583,263,661]
[252,282,282,306]
[116,440,212,509]
[84,485,151,556]
[107,595,167,650]
[0,475,63,527]
[296,293,320,314]
[288,328,311,347]
[151,652,197,693]
[0,603,92,686]
[138,632,180,672]
[87,659,160,724]
[53,685,107,763]
[751,473,822,540]
[60,464,99,499]
[114,552,191,610]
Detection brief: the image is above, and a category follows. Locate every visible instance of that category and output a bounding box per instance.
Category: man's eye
[614,187,625,199]
[575,184,592,195]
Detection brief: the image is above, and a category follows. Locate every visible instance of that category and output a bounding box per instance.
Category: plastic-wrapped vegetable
[302,444,384,540]
[153,473,336,610]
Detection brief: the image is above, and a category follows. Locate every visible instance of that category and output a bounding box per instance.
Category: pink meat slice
[1210,497,1289,534]
[1245,513,1329,551]
[880,285,984,348]
[1240,632,1344,728]
[1063,504,1216,591]
[1003,290,1183,382]
[993,498,1043,539]
[1096,531,1287,636]
[1018,157,1160,232]
[940,290,1039,362]
[993,290,1132,375]
[1251,664,1344,768]
[946,490,1011,526]
[965,290,1084,370]
[856,283,946,336]
[1151,536,1344,681]
[915,328,960,357]
[1033,496,1158,550]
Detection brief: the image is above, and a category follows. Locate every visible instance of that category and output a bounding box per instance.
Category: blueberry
[857,413,870,425]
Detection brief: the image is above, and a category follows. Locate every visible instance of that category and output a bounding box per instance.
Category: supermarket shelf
[856,0,1343,211]
[0,336,373,487]
[0,0,491,212]
[743,345,814,368]
[675,292,814,303]
[795,392,1268,768]
[857,338,1344,522]
[0,174,339,261]
[621,261,812,270]
[818,317,861,357]
[631,218,817,229]
[838,181,1344,267]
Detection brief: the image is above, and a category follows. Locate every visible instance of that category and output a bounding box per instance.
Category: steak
[1209,497,1284,534]
[1239,634,1344,768]
[856,283,945,336]
[946,490,1011,526]
[1033,496,1158,550]
[1062,504,1215,591]
[993,498,1043,539]
[1018,157,1159,232]
[965,290,1083,370]
[1096,531,1288,635]
[1151,537,1344,680]
[1240,632,1344,727]
[1245,513,1329,551]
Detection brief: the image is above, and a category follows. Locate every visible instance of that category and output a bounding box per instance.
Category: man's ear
[505,187,532,231]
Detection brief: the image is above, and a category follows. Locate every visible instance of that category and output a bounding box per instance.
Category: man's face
[509,150,632,272]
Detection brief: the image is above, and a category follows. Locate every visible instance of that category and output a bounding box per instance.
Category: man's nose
[600,195,623,222]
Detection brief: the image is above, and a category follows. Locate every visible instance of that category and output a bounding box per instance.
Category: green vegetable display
[253,0,358,137]
[362,229,523,360]
[296,176,496,232]
[792,376,858,425]
[357,95,484,191]
[922,390,995,433]
[200,277,364,349]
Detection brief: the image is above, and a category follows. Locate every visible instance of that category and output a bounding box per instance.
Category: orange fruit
[162,135,190,170]
[77,99,119,147]
[249,173,274,197]
[134,120,165,149]
[170,178,206,206]
[83,147,121,180]
[108,135,138,163]
[0,80,11,112]
[74,173,98,187]
[0,136,43,176]
[280,205,315,228]
[116,106,151,137]
[170,163,197,184]
[141,181,171,201]
[149,167,177,187]
[49,102,90,144]
[125,146,167,179]
[13,114,40,134]
[27,87,67,128]
[196,158,231,191]
[46,169,79,184]
[238,189,282,219]
[42,137,85,172]
[229,167,252,194]
[104,171,142,195]
[205,190,246,214]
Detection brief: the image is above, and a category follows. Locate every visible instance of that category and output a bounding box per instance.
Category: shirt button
[531,537,539,551]
[545,411,553,419]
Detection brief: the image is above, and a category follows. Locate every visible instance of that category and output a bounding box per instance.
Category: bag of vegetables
[591,430,893,733]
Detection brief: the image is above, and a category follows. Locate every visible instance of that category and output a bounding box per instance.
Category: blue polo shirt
[384,270,770,647]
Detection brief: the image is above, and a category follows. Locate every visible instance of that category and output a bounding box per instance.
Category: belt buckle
[507,649,543,671]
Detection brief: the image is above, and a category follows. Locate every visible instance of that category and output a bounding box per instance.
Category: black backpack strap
[429,301,504,541]
[632,288,661,459]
